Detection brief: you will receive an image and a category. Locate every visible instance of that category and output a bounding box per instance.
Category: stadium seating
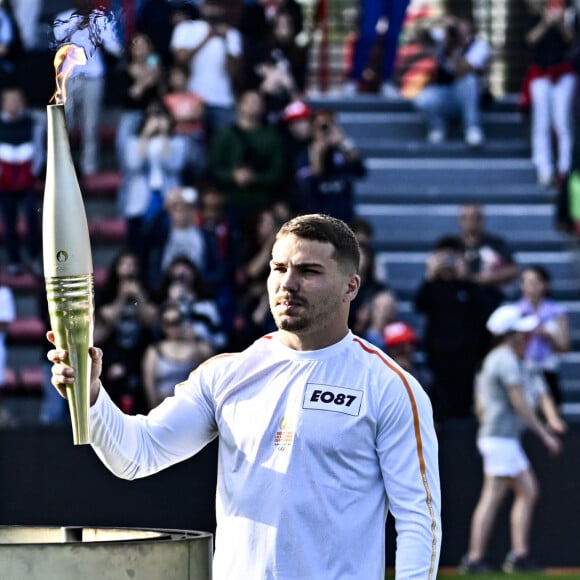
[2,95,580,420]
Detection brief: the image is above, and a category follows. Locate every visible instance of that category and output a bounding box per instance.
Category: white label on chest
[302,383,363,416]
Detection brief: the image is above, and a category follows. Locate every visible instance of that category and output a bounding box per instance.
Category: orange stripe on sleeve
[353,338,439,580]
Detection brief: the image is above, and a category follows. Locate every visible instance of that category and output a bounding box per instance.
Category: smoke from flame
[50,6,121,105]
[51,44,87,105]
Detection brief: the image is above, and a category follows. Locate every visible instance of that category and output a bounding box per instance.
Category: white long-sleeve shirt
[169,19,242,107]
[90,331,441,579]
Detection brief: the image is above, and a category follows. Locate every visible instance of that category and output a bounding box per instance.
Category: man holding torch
[48,213,441,579]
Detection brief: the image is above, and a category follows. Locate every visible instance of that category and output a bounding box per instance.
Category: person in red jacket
[0,86,44,276]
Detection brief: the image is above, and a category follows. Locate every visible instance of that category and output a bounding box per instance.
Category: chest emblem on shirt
[274,416,295,451]
[302,383,363,416]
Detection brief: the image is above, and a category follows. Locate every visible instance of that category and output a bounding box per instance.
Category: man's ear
[344,274,361,303]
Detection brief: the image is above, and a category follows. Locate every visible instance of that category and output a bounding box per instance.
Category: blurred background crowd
[0,0,578,433]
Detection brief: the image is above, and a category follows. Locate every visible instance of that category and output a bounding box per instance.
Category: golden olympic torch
[43,45,93,445]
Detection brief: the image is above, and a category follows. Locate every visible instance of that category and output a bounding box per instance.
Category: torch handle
[45,274,94,445]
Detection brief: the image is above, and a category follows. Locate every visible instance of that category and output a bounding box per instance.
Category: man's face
[511,332,531,359]
[288,118,311,140]
[268,234,359,348]
[167,200,194,228]
[201,191,224,223]
[2,90,24,118]
[521,269,546,302]
[459,205,483,237]
[200,2,226,24]
[238,91,264,120]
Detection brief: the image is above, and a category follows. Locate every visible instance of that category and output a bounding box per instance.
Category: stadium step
[337,111,528,141]
[355,203,571,251]
[356,137,531,159]
[1,366,43,397]
[360,157,537,189]
[308,93,522,114]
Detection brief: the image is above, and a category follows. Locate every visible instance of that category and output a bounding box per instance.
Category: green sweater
[208,124,284,211]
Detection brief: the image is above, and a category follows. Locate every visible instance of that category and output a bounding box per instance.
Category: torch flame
[51,44,87,105]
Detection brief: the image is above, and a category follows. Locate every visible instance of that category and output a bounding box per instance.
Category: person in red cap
[383,320,432,397]
[280,99,313,212]
[282,99,311,123]
[384,321,416,366]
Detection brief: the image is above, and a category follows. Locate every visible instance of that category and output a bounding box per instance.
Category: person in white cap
[459,304,566,574]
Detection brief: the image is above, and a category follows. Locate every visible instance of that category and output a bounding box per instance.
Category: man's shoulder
[489,345,519,370]
[175,19,205,31]
[171,19,207,44]
[479,232,512,251]
[348,336,434,406]
[190,336,273,380]
[251,125,284,144]
[348,335,403,373]
[481,231,505,242]
[204,335,276,365]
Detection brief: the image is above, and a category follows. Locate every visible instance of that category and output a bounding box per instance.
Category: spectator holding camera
[459,202,520,315]
[414,235,490,422]
[115,32,164,161]
[254,54,299,126]
[170,0,243,140]
[414,16,491,146]
[94,250,158,414]
[155,256,227,353]
[295,108,366,224]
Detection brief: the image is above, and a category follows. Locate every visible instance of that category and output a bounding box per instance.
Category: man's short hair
[276,213,360,274]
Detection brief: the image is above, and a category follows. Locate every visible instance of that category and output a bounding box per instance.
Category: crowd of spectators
[1,0,370,415]
[0,0,575,434]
